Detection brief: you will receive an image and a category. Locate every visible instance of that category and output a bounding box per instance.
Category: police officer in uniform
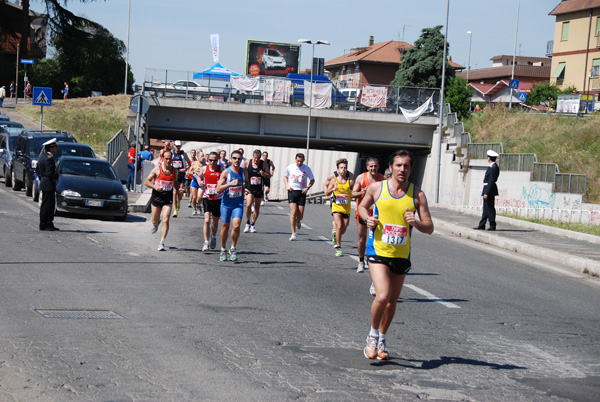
[474,149,500,231]
[37,138,59,231]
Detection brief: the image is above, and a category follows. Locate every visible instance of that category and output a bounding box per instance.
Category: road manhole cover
[35,309,124,319]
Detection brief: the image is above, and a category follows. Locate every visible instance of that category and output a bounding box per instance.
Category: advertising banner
[210,34,219,62]
[360,86,388,108]
[246,40,300,77]
[304,81,332,109]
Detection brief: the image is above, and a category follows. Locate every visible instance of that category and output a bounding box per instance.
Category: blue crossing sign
[509,79,520,90]
[32,87,52,106]
[517,92,528,102]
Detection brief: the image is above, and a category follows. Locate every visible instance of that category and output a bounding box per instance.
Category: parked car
[32,142,96,202]
[262,48,286,70]
[150,80,209,100]
[52,156,127,221]
[0,121,25,135]
[0,131,18,187]
[10,130,76,196]
[0,114,10,122]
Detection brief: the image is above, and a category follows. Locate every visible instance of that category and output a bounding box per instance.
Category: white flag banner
[304,80,332,109]
[399,94,435,123]
[230,76,260,92]
[210,34,219,62]
[360,85,388,108]
[265,78,292,103]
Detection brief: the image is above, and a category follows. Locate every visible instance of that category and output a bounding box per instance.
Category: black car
[53,156,128,221]
[0,132,18,187]
[0,121,25,135]
[32,142,97,202]
[10,130,76,196]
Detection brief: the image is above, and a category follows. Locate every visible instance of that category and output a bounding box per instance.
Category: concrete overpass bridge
[143,98,440,156]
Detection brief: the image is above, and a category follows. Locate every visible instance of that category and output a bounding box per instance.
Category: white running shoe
[229,247,238,261]
[369,283,376,296]
[151,224,159,234]
[249,225,256,233]
[289,233,297,241]
[192,209,198,216]
[188,201,192,208]
[296,220,301,230]
[357,261,365,273]
[244,223,251,233]
[157,242,165,251]
[260,200,265,206]
[210,236,217,250]
[202,241,209,252]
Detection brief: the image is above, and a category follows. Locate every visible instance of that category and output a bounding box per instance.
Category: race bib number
[172,160,183,169]
[229,185,242,198]
[291,174,304,185]
[205,183,217,195]
[155,179,173,192]
[251,176,262,186]
[381,224,407,245]
[335,194,348,205]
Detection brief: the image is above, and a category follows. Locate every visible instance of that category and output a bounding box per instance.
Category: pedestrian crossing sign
[509,79,520,90]
[33,87,52,106]
[517,92,528,102]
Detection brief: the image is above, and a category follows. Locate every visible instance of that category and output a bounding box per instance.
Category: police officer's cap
[43,138,57,147]
[487,150,499,158]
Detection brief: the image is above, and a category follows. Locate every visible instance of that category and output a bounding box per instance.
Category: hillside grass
[464,106,600,204]
[17,95,130,157]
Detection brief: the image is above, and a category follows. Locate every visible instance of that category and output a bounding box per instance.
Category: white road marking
[277,206,284,210]
[301,223,312,230]
[404,284,461,309]
[86,236,99,244]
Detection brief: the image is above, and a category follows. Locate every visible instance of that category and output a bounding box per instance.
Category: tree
[445,77,472,120]
[390,25,455,90]
[526,82,579,110]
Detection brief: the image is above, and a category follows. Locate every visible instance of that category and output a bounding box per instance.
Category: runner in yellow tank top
[325,158,354,257]
[357,149,434,361]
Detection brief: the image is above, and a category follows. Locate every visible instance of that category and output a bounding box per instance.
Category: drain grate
[35,309,125,319]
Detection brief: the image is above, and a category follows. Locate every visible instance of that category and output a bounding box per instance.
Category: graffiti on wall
[523,184,556,209]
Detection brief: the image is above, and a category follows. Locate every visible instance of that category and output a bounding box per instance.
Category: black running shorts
[202,198,222,217]
[367,256,412,275]
[288,190,307,206]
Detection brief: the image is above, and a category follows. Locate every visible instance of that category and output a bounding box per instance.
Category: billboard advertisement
[245,40,301,77]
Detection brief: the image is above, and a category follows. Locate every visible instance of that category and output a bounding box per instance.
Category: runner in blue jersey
[216,150,248,262]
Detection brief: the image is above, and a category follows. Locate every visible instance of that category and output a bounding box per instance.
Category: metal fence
[137,68,441,116]
[500,153,536,172]
[106,129,128,165]
[466,143,504,160]
[555,173,587,194]
[532,163,557,182]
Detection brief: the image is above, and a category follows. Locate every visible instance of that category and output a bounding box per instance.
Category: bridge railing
[106,129,128,165]
[137,68,440,117]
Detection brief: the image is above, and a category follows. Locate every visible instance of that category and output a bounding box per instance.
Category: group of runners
[145,142,434,361]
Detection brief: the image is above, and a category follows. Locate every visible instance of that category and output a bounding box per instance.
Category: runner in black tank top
[244,149,271,233]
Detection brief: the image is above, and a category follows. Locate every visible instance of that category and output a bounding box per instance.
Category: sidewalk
[431,205,600,277]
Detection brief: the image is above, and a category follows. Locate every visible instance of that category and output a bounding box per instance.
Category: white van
[340,88,361,103]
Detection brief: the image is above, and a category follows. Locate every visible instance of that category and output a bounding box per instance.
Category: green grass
[499,214,600,236]
[17,95,130,156]
[464,105,600,204]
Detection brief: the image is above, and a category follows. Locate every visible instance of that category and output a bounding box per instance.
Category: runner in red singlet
[197,152,223,251]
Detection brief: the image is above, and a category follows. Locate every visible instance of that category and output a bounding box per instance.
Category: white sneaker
[249,224,256,233]
[357,261,365,273]
[260,200,265,206]
[151,224,159,234]
[296,220,301,230]
[244,223,251,233]
[289,233,297,241]
[157,242,165,251]
[369,283,376,296]
[202,241,209,252]
[192,209,198,216]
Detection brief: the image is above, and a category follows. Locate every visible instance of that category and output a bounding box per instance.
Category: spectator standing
[25,82,32,99]
[0,86,5,107]
[127,142,136,191]
[9,81,15,98]
[63,82,69,100]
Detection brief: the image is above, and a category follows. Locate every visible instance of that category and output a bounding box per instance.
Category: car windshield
[55,146,95,159]
[61,160,118,180]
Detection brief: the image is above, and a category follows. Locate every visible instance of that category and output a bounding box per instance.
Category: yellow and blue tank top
[366,181,416,259]
[331,176,352,215]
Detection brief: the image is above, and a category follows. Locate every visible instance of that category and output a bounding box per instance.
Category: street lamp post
[435,0,450,204]
[297,39,330,165]
[124,0,131,94]
[509,0,521,109]
[466,31,472,83]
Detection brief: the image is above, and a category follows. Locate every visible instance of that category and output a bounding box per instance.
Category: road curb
[435,219,600,277]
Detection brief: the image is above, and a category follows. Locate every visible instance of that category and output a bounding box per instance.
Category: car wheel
[4,167,11,187]
[11,169,22,191]
[193,94,202,101]
[32,180,39,202]
[25,174,33,197]
[114,213,127,222]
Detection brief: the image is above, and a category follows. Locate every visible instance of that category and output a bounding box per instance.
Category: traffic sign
[130,95,150,114]
[509,79,520,90]
[20,59,34,64]
[32,87,52,106]
[517,92,528,102]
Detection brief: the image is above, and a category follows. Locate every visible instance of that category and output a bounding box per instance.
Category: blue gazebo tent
[193,63,241,81]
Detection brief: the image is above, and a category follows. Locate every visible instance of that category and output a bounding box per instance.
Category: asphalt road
[1,183,599,401]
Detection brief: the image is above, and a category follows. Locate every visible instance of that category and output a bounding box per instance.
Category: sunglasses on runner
[208,159,217,162]
[231,157,241,160]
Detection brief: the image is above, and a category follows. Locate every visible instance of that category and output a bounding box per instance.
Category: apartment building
[548,0,600,96]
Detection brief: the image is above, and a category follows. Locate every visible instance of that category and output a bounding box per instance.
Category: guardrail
[466,143,504,159]
[106,129,128,165]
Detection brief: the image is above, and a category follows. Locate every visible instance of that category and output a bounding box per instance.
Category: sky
[35,0,558,86]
